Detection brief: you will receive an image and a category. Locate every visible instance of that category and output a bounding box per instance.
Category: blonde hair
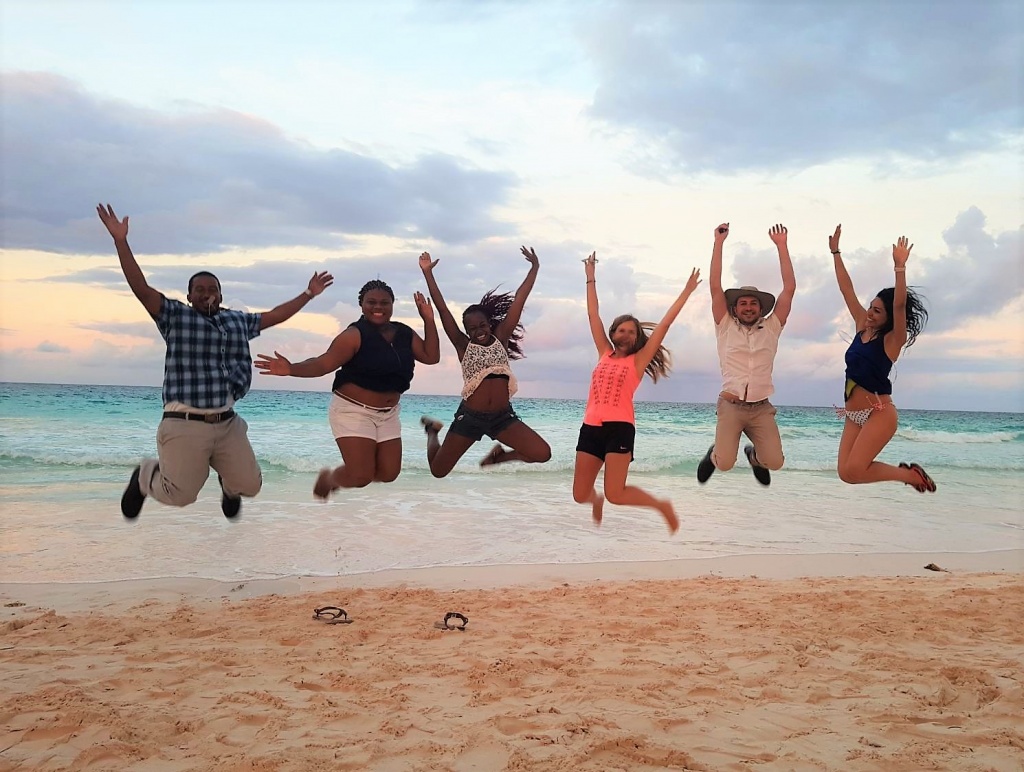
[609,314,672,383]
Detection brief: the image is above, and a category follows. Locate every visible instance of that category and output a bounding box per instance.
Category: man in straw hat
[697,222,796,487]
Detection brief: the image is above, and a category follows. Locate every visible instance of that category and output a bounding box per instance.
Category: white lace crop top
[461,337,518,399]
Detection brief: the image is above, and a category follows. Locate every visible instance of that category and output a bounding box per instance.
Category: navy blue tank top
[844,332,893,396]
[332,317,415,394]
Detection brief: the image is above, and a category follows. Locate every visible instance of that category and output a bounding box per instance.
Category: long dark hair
[463,288,525,359]
[875,287,929,348]
[609,314,671,382]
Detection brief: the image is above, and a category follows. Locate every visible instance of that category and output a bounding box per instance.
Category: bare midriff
[335,382,402,409]
[463,374,511,412]
[844,382,895,411]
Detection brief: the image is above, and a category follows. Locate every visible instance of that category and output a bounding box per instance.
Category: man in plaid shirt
[98,204,334,520]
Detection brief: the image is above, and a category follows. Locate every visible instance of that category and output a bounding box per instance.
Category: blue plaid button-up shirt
[155,297,262,409]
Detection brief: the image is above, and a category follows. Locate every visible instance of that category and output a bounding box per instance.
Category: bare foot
[591,495,605,527]
[420,415,443,434]
[480,443,505,467]
[658,499,679,535]
[313,468,335,500]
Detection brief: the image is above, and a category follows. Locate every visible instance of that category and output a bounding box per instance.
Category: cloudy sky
[1,0,1021,411]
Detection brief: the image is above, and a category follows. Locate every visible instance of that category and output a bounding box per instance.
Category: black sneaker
[697,445,716,484]
[218,475,241,518]
[121,465,146,519]
[744,445,771,486]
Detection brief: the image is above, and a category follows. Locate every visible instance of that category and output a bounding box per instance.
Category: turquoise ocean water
[1,382,1021,583]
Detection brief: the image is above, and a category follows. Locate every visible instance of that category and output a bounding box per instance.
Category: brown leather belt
[720,396,769,407]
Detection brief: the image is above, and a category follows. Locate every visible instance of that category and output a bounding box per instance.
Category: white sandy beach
[2,551,1023,771]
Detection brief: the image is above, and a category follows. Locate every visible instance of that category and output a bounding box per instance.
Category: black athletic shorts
[448,401,520,442]
[575,421,635,461]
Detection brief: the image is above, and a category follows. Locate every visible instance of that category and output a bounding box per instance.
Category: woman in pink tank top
[573,252,702,534]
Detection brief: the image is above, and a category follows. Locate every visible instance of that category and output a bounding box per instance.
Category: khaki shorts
[328,394,402,442]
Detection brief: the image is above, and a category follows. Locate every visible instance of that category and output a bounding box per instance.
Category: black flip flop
[433,612,469,631]
[313,606,354,624]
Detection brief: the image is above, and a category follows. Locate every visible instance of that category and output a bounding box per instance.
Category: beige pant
[138,415,262,507]
[712,398,785,471]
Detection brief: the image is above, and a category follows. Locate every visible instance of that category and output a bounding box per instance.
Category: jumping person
[697,223,796,487]
[97,203,334,520]
[418,247,551,475]
[255,276,439,499]
[573,252,701,534]
[829,225,934,492]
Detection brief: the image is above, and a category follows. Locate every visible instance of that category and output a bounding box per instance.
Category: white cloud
[583,1,1022,174]
[1,72,515,254]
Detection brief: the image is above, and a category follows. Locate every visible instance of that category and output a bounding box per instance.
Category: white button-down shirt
[715,314,784,402]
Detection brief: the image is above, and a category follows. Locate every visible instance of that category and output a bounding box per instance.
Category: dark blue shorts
[575,422,635,460]
[448,402,520,442]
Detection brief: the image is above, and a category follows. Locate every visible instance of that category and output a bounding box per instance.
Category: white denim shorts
[328,393,402,442]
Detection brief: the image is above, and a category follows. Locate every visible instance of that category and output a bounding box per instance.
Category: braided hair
[875,287,929,348]
[609,314,672,383]
[358,279,395,304]
[463,288,525,360]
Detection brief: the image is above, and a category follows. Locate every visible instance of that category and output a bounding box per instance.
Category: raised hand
[768,223,788,245]
[254,351,292,376]
[714,222,730,242]
[683,267,702,295]
[414,291,434,321]
[582,251,598,281]
[306,271,334,297]
[419,252,439,273]
[521,246,539,268]
[829,224,842,254]
[97,203,129,240]
[893,236,913,267]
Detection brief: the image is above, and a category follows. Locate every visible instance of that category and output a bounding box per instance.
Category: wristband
[304,288,314,298]
[831,250,841,255]
[586,280,596,284]
[894,267,906,273]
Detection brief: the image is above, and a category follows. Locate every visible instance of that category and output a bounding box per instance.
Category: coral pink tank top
[583,352,641,426]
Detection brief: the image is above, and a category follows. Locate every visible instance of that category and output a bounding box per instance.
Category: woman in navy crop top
[417,247,552,478]
[830,225,933,493]
[256,277,439,499]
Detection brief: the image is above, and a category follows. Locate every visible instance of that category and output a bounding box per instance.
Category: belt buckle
[204,412,220,423]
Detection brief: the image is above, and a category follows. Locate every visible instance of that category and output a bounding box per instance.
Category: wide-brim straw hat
[724,285,776,316]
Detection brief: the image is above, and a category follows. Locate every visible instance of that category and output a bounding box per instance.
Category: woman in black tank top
[830,225,934,493]
[256,277,440,499]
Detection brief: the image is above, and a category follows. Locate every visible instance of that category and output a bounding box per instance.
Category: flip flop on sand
[900,462,936,493]
[434,612,469,631]
[480,444,505,467]
[313,606,354,624]
[420,416,443,433]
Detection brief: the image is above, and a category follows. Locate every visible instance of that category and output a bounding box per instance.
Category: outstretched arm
[495,246,540,342]
[830,224,866,329]
[418,252,466,353]
[259,271,335,330]
[634,268,702,377]
[255,327,360,378]
[411,291,441,364]
[96,203,163,317]
[885,236,911,362]
[709,223,729,324]
[769,224,796,326]
[583,252,612,356]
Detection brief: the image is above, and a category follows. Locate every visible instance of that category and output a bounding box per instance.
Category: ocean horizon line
[2,380,1021,417]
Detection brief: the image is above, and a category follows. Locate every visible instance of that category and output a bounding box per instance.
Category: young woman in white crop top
[418,247,551,477]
